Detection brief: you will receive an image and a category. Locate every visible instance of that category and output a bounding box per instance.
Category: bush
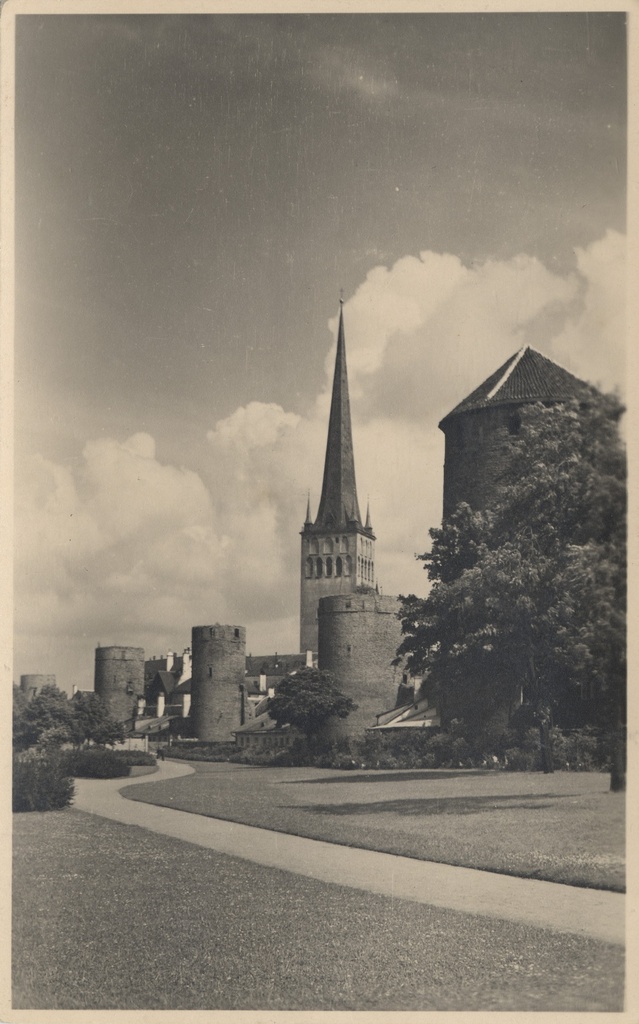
[503,747,541,771]
[166,742,236,762]
[62,748,131,778]
[550,726,607,771]
[13,750,75,811]
[114,750,156,767]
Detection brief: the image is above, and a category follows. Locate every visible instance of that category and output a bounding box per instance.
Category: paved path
[73,760,625,946]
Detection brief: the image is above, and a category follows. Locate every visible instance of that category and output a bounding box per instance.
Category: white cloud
[550,230,626,393]
[15,233,626,689]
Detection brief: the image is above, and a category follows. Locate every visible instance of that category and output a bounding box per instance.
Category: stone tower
[318,593,402,734]
[94,646,145,723]
[439,345,595,517]
[190,624,246,741]
[300,302,376,653]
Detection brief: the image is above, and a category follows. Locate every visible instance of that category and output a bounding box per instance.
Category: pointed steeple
[314,302,362,530]
[365,499,373,532]
[304,492,312,526]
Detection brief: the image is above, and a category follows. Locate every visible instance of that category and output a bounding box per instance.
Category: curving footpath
[74,759,625,947]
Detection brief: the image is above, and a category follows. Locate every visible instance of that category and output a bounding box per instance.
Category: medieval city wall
[317,593,402,735]
[441,405,521,516]
[191,624,246,741]
[94,646,145,723]
[19,674,56,699]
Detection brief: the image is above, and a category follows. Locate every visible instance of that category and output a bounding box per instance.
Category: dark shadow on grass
[282,770,497,785]
[288,793,576,817]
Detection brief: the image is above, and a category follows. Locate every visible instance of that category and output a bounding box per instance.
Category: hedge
[61,748,155,778]
[13,750,75,811]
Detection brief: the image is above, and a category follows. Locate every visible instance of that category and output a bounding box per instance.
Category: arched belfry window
[310,538,319,555]
[345,555,352,575]
[326,557,333,577]
[323,538,334,554]
[336,556,343,576]
[316,558,323,577]
[306,557,313,578]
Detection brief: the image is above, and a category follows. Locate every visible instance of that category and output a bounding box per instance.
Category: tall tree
[69,692,125,747]
[398,396,626,787]
[13,684,75,750]
[267,668,357,741]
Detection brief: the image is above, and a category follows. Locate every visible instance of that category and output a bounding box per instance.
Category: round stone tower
[318,593,402,734]
[439,345,595,517]
[191,624,246,742]
[19,674,56,700]
[94,646,145,723]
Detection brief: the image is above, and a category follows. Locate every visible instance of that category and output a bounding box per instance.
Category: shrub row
[13,750,75,811]
[61,748,157,778]
[164,742,237,762]
[226,725,611,772]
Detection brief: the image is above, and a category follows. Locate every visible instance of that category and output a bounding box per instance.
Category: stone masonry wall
[441,404,522,516]
[318,594,402,735]
[191,624,246,742]
[94,646,145,723]
[19,674,56,699]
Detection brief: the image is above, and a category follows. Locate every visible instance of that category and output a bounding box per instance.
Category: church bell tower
[300,301,376,653]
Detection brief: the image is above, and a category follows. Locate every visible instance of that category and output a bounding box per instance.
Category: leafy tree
[13,685,125,751]
[267,668,357,741]
[69,692,125,747]
[399,396,626,788]
[12,685,31,751]
[13,684,75,751]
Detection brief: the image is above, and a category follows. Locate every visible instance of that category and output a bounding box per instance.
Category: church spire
[365,499,372,532]
[313,301,362,531]
[304,492,312,525]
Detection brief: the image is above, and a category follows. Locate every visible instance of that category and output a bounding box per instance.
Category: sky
[11,10,627,692]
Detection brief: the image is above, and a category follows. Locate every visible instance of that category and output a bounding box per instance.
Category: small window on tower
[508,413,521,436]
[336,557,343,576]
[326,557,333,577]
[316,558,323,578]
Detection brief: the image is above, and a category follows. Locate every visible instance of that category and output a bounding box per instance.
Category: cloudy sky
[12,10,627,691]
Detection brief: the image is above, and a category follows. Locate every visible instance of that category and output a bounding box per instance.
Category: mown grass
[125,763,625,891]
[13,809,623,1011]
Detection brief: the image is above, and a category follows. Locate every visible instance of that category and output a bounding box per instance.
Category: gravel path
[73,760,625,946]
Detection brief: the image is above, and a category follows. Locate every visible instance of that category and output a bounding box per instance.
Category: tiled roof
[245,653,306,677]
[439,346,595,427]
[234,715,291,735]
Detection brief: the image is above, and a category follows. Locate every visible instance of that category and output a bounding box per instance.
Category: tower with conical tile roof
[300,302,376,653]
[439,345,597,516]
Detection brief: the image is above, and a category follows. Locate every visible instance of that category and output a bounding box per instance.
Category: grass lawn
[13,808,623,1011]
[125,763,625,891]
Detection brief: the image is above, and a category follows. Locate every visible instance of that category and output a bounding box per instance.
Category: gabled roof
[245,653,306,678]
[150,670,179,695]
[439,346,595,428]
[234,715,292,736]
[173,678,191,694]
[371,695,440,730]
